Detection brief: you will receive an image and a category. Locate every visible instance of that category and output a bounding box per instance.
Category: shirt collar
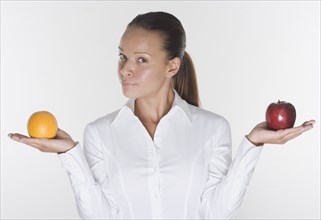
[111,89,192,125]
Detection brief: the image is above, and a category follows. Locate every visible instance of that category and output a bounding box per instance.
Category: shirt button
[148,168,157,173]
[148,168,154,173]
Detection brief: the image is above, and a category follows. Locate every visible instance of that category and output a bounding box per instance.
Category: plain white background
[1,1,320,219]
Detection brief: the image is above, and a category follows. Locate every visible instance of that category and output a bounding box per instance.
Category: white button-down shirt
[58,91,263,219]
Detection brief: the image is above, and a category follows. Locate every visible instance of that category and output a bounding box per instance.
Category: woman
[9,12,314,219]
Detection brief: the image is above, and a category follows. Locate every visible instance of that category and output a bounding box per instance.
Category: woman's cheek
[135,68,154,82]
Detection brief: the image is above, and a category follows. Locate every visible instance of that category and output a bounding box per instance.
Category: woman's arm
[58,124,120,219]
[199,119,314,219]
[199,120,262,219]
[9,126,120,219]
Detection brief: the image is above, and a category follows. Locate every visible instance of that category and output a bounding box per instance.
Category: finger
[256,122,267,129]
[8,133,30,143]
[279,124,313,144]
[277,119,315,135]
[26,137,50,145]
[16,137,55,152]
[283,132,303,143]
[9,133,49,148]
[302,120,315,127]
[273,128,300,141]
[56,129,72,139]
[282,129,305,143]
[269,118,314,133]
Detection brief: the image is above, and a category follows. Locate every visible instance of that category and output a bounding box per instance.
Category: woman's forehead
[119,27,165,53]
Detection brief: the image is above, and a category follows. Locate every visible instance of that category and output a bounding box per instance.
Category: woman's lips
[121,81,137,87]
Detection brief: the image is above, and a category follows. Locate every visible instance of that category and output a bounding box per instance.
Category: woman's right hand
[8,129,76,154]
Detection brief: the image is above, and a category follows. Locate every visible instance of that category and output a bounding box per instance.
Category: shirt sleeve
[199,119,263,219]
[58,124,120,219]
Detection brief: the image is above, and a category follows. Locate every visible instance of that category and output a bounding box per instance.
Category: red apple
[265,100,296,130]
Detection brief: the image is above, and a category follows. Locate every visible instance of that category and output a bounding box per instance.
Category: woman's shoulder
[190,105,228,123]
[188,104,230,132]
[86,109,121,129]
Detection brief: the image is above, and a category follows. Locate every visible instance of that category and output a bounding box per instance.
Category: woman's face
[118,26,177,99]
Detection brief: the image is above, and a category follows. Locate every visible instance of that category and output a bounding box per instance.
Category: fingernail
[8,133,12,138]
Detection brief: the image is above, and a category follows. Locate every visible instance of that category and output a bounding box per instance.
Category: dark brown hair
[128,11,200,107]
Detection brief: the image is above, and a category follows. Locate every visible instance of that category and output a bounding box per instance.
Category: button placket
[147,139,162,218]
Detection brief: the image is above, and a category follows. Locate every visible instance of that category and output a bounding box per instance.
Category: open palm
[247,120,315,146]
[8,129,76,153]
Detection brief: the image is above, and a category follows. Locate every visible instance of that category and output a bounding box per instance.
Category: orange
[27,111,58,138]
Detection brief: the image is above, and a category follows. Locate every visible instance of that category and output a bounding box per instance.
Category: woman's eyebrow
[134,52,151,56]
[118,46,151,56]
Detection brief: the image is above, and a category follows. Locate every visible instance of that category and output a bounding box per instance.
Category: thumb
[56,129,73,140]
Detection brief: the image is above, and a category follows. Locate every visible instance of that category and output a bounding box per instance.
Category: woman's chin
[122,90,138,99]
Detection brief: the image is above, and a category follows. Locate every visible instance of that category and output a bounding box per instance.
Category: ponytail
[172,52,200,107]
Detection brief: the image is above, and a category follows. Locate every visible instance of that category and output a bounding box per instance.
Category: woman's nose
[119,61,133,77]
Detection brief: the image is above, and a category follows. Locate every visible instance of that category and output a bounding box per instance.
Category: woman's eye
[119,54,127,61]
[137,57,147,63]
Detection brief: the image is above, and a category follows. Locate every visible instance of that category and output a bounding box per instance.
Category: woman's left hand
[246,120,315,146]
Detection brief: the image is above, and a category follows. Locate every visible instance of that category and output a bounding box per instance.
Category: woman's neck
[134,88,175,125]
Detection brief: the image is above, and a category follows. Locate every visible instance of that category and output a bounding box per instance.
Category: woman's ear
[167,57,181,78]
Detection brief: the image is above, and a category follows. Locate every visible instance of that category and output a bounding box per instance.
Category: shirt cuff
[58,143,95,185]
[243,135,264,149]
[228,137,263,183]
[237,136,263,162]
